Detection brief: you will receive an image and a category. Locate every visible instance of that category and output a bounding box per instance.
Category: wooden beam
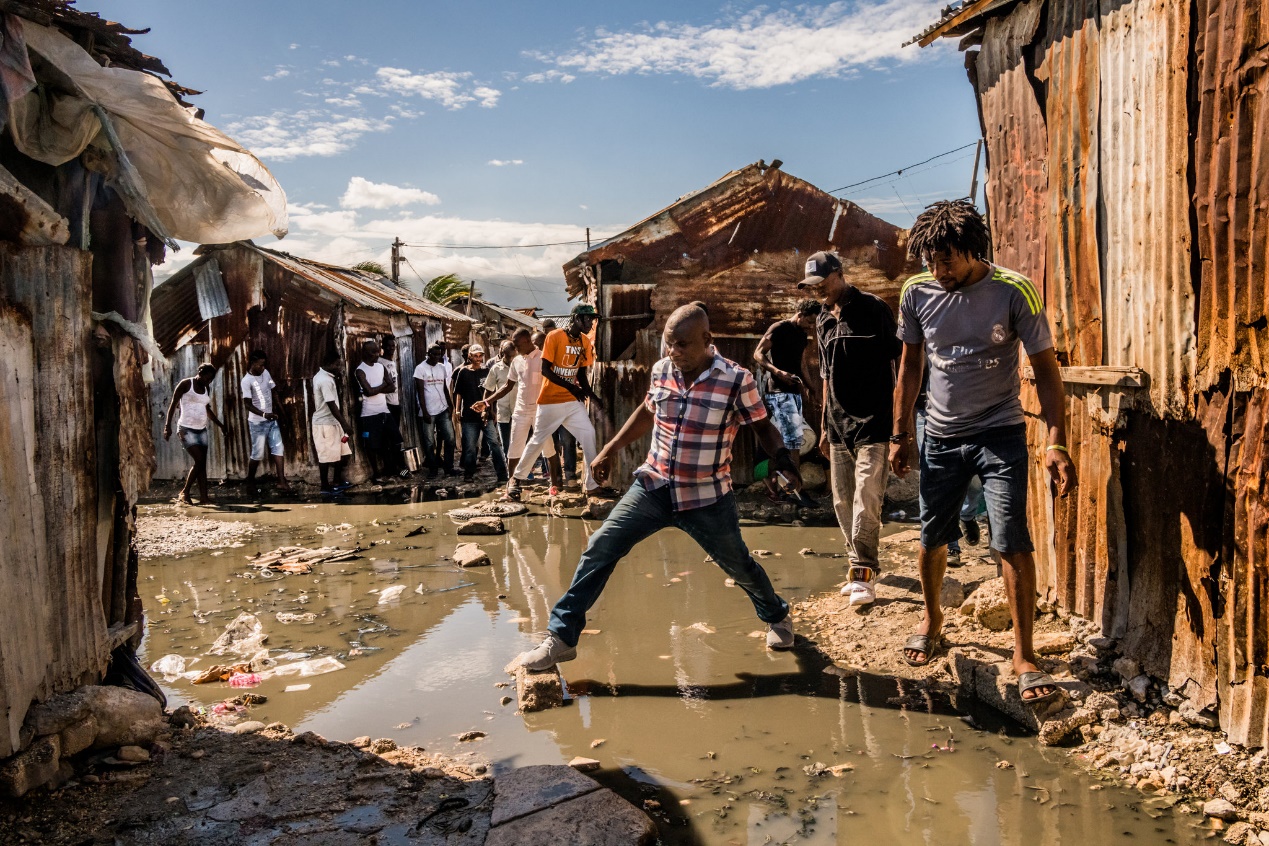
[0,164,70,246]
[915,0,1022,47]
[1021,366,1146,388]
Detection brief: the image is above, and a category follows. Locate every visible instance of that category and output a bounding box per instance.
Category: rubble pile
[135,514,254,558]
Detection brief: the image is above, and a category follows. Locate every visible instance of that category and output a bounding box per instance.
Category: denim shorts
[919,423,1033,554]
[249,419,284,460]
[179,426,208,448]
[764,392,804,450]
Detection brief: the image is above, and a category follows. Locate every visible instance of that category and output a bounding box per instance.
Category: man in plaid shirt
[519,304,803,671]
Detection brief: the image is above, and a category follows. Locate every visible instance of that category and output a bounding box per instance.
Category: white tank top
[178,381,212,429]
[357,361,389,416]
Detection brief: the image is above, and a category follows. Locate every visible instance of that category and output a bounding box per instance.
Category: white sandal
[840,565,877,606]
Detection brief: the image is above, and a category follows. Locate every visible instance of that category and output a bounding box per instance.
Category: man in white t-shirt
[241,349,290,491]
[355,338,403,482]
[311,350,353,492]
[412,344,457,476]
[483,328,561,490]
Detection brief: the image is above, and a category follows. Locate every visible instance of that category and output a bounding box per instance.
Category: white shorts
[313,423,352,464]
[507,405,556,460]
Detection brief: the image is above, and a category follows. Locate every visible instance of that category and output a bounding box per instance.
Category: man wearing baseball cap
[504,303,609,499]
[798,251,901,607]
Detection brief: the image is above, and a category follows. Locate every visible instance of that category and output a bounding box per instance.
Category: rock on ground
[961,578,1012,631]
[457,516,506,535]
[940,577,965,608]
[513,665,565,712]
[487,765,655,846]
[453,542,493,567]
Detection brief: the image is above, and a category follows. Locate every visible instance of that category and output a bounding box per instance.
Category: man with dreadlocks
[890,200,1077,705]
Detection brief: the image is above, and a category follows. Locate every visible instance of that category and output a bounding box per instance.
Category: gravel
[135,516,254,558]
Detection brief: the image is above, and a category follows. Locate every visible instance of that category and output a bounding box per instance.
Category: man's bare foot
[902,611,943,664]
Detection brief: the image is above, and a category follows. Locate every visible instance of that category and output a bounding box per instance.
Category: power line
[826,142,980,195]
[400,238,607,250]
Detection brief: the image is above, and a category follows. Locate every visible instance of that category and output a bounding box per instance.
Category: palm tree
[353,260,387,276]
[423,273,472,306]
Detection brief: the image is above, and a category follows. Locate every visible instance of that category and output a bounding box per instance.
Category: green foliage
[423,273,472,305]
[353,260,387,276]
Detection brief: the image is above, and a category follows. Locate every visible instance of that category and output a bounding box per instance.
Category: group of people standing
[520,200,1077,706]
[162,307,611,502]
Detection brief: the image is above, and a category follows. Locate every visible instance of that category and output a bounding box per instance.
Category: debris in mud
[248,545,363,575]
[457,731,487,742]
[377,585,406,604]
[453,543,492,568]
[456,516,506,535]
[568,756,601,773]
[136,515,254,558]
[275,612,317,624]
[507,662,565,712]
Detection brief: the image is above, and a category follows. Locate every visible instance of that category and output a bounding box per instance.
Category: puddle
[140,500,1206,845]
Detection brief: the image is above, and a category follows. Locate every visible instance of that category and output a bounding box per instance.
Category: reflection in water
[140,501,1202,845]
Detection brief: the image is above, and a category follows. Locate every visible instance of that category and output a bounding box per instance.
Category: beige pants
[830,442,890,568]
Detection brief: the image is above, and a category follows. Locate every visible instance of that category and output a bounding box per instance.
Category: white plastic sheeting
[7,19,287,246]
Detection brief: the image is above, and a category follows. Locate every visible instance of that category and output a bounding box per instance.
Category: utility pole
[390,237,402,284]
[585,227,590,250]
[968,139,983,205]
[467,279,476,316]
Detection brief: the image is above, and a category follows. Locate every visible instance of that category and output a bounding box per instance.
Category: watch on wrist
[889,432,911,444]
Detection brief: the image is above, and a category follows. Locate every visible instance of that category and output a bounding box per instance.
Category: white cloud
[487,159,524,167]
[289,43,299,50]
[340,177,442,209]
[263,66,291,81]
[522,69,576,84]
[225,110,390,161]
[375,68,501,110]
[537,0,938,89]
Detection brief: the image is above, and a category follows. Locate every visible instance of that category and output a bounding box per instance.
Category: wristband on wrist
[1047,444,1069,454]
[889,432,911,444]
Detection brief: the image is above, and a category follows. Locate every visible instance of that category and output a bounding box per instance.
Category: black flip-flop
[1018,671,1060,705]
[901,633,941,667]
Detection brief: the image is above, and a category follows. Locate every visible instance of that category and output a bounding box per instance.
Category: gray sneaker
[766,615,795,650]
[519,634,577,671]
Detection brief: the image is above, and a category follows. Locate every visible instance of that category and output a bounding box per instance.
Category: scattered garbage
[688,622,716,634]
[377,585,406,604]
[276,612,317,624]
[285,684,311,692]
[193,664,253,684]
[150,654,188,681]
[263,656,346,679]
[209,613,267,657]
[228,673,263,687]
[249,546,364,575]
[315,523,354,534]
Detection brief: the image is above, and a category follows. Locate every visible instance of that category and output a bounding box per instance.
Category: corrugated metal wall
[0,245,107,758]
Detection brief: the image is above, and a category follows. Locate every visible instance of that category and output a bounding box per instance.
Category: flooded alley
[138,498,1204,845]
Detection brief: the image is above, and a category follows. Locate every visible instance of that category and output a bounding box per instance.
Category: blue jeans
[548,485,789,647]
[461,416,507,479]
[249,419,283,460]
[764,392,805,450]
[919,423,1033,554]
[419,413,455,471]
[916,409,983,553]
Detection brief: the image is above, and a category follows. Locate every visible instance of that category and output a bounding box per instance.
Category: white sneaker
[840,566,877,607]
[518,634,577,671]
[766,615,795,650]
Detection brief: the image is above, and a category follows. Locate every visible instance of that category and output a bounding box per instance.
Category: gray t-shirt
[898,264,1054,438]
[311,368,341,427]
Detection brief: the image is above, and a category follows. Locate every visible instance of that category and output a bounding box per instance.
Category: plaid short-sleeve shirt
[634,352,768,511]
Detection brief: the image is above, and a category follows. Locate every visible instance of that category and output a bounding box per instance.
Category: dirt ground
[795,527,1269,839]
[0,707,493,846]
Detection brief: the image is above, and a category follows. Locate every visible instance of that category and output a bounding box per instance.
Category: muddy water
[141,499,1203,845]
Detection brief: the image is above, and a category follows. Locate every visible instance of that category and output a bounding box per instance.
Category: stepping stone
[487,786,656,846]
[490,764,600,827]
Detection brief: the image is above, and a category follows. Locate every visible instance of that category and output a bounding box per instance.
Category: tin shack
[150,241,472,485]
[0,1,285,780]
[563,159,917,483]
[450,295,542,355]
[915,0,1269,746]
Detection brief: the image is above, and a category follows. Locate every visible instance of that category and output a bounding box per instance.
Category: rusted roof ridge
[0,0,175,78]
[907,0,1022,47]
[468,297,542,328]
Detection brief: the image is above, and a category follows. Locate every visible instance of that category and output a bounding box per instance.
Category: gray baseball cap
[797,251,843,288]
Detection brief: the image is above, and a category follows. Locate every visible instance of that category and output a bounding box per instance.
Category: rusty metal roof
[460,297,542,330]
[242,244,472,323]
[907,0,1022,47]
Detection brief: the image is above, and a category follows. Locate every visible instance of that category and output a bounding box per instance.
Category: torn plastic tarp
[7,19,287,246]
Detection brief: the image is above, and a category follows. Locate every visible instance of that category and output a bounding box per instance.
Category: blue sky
[106,0,979,312]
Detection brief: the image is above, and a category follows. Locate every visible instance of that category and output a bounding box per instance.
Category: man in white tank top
[163,363,226,504]
[355,338,404,482]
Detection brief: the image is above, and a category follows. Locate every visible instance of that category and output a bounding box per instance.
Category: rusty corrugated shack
[917,0,1269,746]
[0,2,286,759]
[563,160,918,483]
[450,295,542,354]
[150,242,472,485]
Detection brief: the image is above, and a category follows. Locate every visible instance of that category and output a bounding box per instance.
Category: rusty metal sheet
[975,0,1048,288]
[0,243,107,758]
[193,257,230,321]
[1098,0,1195,417]
[1036,0,1103,367]
[1195,0,1269,393]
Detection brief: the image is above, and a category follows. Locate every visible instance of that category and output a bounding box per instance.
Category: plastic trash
[228,673,263,687]
[276,612,317,624]
[285,684,311,692]
[377,585,406,604]
[261,656,345,680]
[150,654,187,680]
[209,612,267,657]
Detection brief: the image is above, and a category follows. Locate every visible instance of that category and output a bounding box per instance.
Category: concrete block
[491,764,600,827]
[1034,632,1076,655]
[82,687,164,750]
[23,690,91,737]
[0,735,61,797]
[488,785,657,846]
[453,542,492,567]
[516,666,565,712]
